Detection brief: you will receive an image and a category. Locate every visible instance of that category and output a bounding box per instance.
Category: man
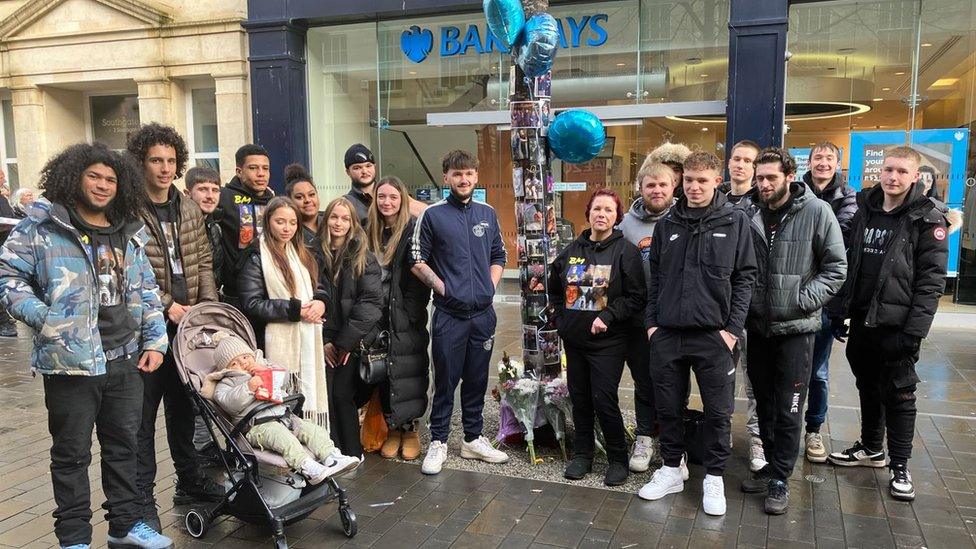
[618,160,676,473]
[800,141,857,463]
[217,144,273,306]
[411,149,509,475]
[827,146,948,502]
[719,140,766,473]
[639,152,757,517]
[185,167,223,291]
[343,143,375,226]
[126,124,223,527]
[741,148,846,515]
[0,142,173,548]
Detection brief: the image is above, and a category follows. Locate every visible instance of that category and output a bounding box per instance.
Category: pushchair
[172,302,357,548]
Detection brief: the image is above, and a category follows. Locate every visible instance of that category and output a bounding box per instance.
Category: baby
[202,332,359,484]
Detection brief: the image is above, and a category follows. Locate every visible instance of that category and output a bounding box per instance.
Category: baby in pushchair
[201,331,359,484]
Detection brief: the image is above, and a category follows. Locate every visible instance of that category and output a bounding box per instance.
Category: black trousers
[326,357,371,457]
[44,357,143,545]
[650,328,736,475]
[565,344,628,463]
[746,331,815,482]
[846,321,919,466]
[136,325,201,495]
[625,326,656,437]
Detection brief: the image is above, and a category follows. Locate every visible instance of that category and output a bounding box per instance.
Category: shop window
[0,99,17,188]
[88,94,140,151]
[188,88,219,171]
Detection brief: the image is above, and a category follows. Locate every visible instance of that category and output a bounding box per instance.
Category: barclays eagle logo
[401,25,434,63]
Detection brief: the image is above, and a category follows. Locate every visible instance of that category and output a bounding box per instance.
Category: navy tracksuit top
[411,193,506,319]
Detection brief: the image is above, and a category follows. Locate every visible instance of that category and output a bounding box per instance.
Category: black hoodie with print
[217,176,273,297]
[548,229,645,350]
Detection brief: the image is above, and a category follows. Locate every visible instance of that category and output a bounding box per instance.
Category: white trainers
[320,450,360,478]
[638,465,685,501]
[749,437,768,473]
[679,453,690,481]
[300,458,329,484]
[702,474,726,516]
[805,432,828,463]
[421,440,448,475]
[460,436,510,464]
[629,435,655,472]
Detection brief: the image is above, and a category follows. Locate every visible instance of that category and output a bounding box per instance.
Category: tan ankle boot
[380,429,402,459]
[401,430,421,461]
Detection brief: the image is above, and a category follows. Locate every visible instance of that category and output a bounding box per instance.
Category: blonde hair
[884,146,922,167]
[318,197,369,282]
[367,176,412,266]
[635,162,677,190]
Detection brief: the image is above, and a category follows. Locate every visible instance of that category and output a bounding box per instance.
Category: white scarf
[259,235,329,428]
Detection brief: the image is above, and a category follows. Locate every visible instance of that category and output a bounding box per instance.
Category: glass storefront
[306,0,976,291]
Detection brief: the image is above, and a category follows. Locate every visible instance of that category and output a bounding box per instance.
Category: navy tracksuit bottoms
[429,307,497,443]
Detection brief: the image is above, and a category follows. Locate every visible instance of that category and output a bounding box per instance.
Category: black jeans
[625,326,656,437]
[846,320,920,466]
[326,357,371,457]
[137,325,201,495]
[565,343,628,463]
[649,328,736,475]
[746,331,815,482]
[44,357,143,545]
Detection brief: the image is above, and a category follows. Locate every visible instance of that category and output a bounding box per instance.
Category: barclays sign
[401,14,609,63]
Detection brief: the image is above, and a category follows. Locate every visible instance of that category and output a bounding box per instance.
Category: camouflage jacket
[0,198,168,375]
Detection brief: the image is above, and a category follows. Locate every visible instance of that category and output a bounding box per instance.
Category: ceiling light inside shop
[699,74,708,78]
[882,87,891,91]
[921,43,932,47]
[894,71,906,75]
[616,62,626,67]
[872,98,883,101]
[408,71,417,75]
[930,78,958,87]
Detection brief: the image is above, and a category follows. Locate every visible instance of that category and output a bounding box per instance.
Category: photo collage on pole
[512,66,560,376]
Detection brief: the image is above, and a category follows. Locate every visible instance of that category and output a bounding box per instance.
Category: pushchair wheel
[273,535,288,549]
[339,506,357,538]
[185,508,211,539]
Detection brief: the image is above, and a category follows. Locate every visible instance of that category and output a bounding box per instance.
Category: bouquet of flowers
[497,352,541,463]
[541,375,571,460]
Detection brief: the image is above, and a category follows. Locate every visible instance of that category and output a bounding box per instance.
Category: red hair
[585,188,624,226]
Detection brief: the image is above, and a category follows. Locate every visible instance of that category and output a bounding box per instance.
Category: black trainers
[604,461,629,487]
[740,468,771,494]
[889,463,916,501]
[827,440,886,468]
[173,475,225,504]
[764,479,789,515]
[563,456,593,480]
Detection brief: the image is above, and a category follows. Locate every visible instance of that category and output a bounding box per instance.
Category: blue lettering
[587,14,609,47]
[555,17,569,49]
[567,16,589,48]
[485,30,511,53]
[441,26,461,56]
[461,24,485,55]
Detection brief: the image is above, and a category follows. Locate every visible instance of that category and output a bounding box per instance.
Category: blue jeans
[805,310,832,432]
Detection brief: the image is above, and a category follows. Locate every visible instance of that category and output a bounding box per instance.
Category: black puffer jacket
[802,171,858,246]
[383,219,432,425]
[238,241,329,351]
[645,192,757,338]
[322,238,383,353]
[830,183,948,338]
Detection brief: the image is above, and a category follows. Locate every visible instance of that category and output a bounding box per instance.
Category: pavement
[0,300,975,548]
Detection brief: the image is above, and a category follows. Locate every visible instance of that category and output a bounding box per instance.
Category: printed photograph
[522,325,538,351]
[539,330,560,364]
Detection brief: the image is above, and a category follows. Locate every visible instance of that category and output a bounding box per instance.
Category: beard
[761,184,788,207]
[351,176,374,190]
[76,189,110,213]
[451,185,474,201]
[644,197,670,215]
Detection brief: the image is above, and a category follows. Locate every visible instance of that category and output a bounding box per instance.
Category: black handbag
[359,330,390,385]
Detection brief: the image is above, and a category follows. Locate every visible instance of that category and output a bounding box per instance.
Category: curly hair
[40,142,147,224]
[283,163,314,197]
[125,122,190,179]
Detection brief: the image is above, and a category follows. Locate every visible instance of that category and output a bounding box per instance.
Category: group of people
[0,122,951,548]
[0,123,511,549]
[552,140,948,520]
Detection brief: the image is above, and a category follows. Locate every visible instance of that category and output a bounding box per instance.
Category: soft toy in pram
[202,331,359,485]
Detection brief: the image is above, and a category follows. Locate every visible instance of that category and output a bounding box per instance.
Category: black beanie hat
[344,144,374,169]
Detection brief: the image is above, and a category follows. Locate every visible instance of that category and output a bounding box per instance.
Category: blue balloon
[483,0,525,49]
[548,110,606,164]
[517,14,559,78]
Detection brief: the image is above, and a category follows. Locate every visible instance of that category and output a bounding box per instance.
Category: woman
[10,188,34,218]
[284,163,323,247]
[319,197,382,458]
[238,197,330,426]
[547,188,645,487]
[366,177,431,461]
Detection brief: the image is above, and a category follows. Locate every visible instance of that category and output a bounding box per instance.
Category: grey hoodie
[619,197,672,274]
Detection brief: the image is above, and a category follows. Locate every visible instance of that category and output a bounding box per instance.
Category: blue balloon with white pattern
[548,110,606,164]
